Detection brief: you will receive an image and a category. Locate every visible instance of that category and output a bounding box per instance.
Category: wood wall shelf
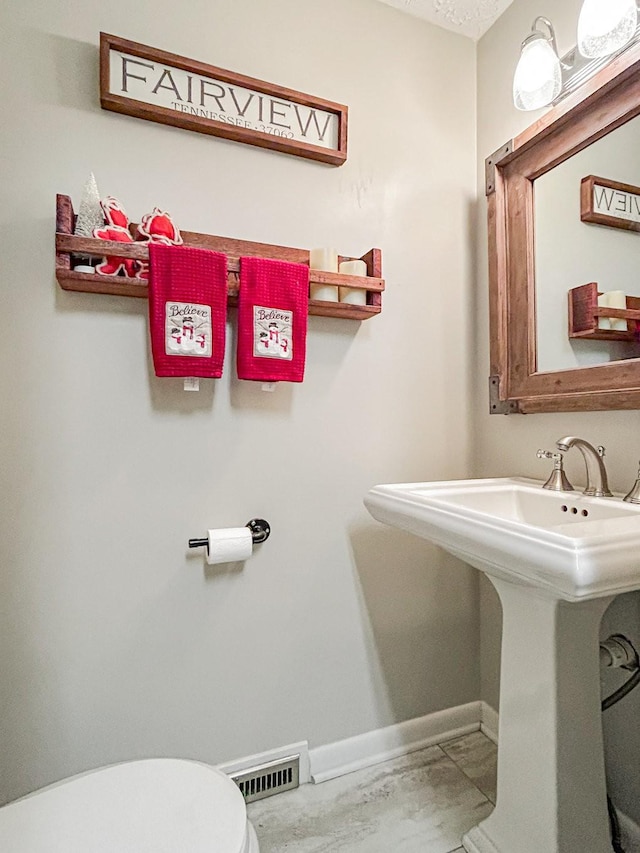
[569,283,640,342]
[55,195,384,321]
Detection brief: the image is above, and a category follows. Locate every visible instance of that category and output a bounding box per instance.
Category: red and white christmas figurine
[135,207,182,280]
[93,196,137,278]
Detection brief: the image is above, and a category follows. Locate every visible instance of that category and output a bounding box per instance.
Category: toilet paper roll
[207,527,253,565]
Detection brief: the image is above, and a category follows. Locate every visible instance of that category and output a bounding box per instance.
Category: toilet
[0,758,260,852]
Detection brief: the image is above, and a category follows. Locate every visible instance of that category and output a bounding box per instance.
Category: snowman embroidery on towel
[253,306,293,361]
[165,301,212,357]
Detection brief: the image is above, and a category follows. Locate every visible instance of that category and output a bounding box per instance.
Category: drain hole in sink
[582,510,589,517]
[561,505,568,512]
[571,507,578,514]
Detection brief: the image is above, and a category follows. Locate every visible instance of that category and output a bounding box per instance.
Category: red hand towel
[148,243,227,378]
[237,257,309,382]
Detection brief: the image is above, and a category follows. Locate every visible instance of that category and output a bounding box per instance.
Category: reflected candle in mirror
[607,290,628,332]
[309,248,339,302]
[338,259,367,305]
[597,292,611,330]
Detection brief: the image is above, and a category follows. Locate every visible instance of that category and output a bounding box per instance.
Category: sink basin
[365,476,640,601]
[365,475,640,852]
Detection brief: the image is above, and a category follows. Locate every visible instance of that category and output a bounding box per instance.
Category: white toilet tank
[0,758,259,852]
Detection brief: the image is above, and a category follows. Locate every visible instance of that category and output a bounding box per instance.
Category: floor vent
[230,754,300,803]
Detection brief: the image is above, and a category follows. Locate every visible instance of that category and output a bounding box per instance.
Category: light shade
[578,0,638,58]
[513,35,562,111]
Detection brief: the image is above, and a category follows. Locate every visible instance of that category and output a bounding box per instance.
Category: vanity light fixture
[513,0,640,111]
[513,17,562,111]
[578,0,637,58]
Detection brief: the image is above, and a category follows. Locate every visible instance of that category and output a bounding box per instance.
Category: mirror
[535,115,640,372]
[488,40,640,413]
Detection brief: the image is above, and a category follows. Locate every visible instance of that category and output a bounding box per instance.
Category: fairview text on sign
[109,50,340,150]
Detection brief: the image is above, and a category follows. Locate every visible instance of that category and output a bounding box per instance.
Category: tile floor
[248,730,497,852]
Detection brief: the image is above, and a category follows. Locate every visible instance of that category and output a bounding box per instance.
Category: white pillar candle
[597,292,610,330]
[338,259,368,305]
[606,290,627,332]
[309,248,339,302]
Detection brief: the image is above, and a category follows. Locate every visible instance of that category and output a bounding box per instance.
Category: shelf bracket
[485,141,513,196]
[489,375,520,415]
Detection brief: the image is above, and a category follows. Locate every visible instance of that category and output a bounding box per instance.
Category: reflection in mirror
[535,114,640,372]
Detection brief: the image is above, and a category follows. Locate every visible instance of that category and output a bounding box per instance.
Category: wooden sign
[100,33,348,166]
[581,175,640,232]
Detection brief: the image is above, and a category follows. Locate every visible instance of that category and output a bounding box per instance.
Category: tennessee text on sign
[581,175,640,233]
[100,33,348,166]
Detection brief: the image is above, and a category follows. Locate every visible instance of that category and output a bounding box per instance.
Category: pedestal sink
[364,477,640,853]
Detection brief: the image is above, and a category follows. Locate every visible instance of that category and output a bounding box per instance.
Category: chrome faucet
[555,436,613,497]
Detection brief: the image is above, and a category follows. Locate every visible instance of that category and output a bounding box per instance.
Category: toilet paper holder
[188,519,271,551]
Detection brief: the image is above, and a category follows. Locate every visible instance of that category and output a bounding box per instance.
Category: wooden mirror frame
[487,41,640,414]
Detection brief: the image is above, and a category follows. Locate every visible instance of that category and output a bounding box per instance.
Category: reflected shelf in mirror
[568,283,640,343]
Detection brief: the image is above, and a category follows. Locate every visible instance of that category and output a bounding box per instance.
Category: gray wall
[0,0,479,804]
[476,0,640,824]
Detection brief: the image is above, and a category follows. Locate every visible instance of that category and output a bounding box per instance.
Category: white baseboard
[216,702,499,791]
[619,809,640,853]
[310,700,486,784]
[216,740,311,785]
[480,701,499,743]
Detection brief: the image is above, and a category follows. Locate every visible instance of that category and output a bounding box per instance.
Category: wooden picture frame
[487,39,640,414]
[581,175,640,233]
[100,33,348,167]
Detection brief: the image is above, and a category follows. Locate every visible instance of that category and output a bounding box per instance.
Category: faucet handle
[537,449,563,462]
[537,449,574,492]
[537,449,557,460]
[624,461,640,504]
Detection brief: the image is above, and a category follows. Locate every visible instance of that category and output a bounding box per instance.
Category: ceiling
[376,0,515,40]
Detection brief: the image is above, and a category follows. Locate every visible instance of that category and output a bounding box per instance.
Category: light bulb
[578,0,637,58]
[513,35,562,111]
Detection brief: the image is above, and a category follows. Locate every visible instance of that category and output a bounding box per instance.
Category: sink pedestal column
[463,577,614,853]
